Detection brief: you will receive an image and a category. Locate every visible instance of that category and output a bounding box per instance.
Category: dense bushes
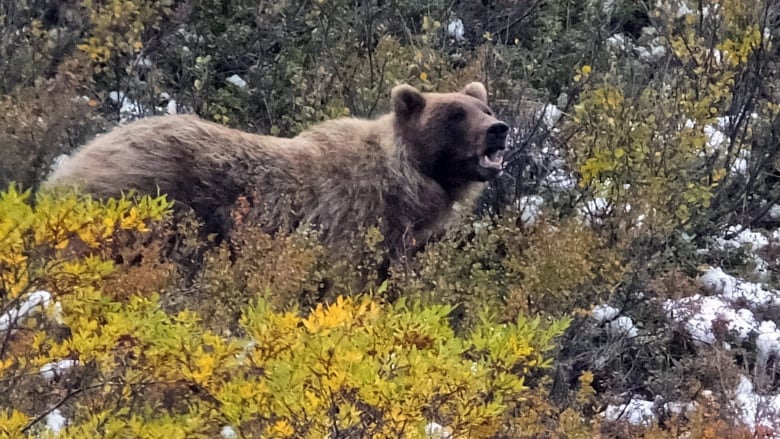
[0,188,573,437]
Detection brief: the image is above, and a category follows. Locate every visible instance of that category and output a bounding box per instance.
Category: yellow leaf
[581,65,592,75]
[268,420,294,438]
[712,168,727,183]
[419,72,428,81]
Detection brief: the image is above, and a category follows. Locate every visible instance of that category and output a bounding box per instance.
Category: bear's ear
[461,82,488,104]
[391,84,425,119]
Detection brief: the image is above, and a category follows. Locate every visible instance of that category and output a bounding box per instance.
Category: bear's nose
[487,122,509,142]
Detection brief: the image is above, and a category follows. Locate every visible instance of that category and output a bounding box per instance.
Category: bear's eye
[484,109,494,116]
[447,108,466,122]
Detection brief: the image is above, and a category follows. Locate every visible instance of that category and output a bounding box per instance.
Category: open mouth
[478,146,505,170]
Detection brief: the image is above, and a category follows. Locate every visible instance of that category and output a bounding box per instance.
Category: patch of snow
[704,125,727,149]
[0,290,55,331]
[425,421,453,439]
[597,0,616,14]
[166,99,178,115]
[40,359,78,382]
[609,316,639,338]
[711,228,771,281]
[108,91,146,122]
[637,43,666,62]
[731,157,748,175]
[45,409,67,434]
[641,26,657,37]
[710,48,723,64]
[593,304,620,322]
[769,205,780,220]
[664,294,758,346]
[606,34,627,51]
[544,169,577,191]
[656,0,693,18]
[593,305,638,338]
[538,104,562,128]
[220,426,238,439]
[471,219,491,234]
[447,19,465,42]
[716,115,737,131]
[756,321,780,367]
[698,266,776,308]
[733,374,780,435]
[604,397,656,426]
[518,195,544,226]
[226,74,247,88]
[716,227,770,252]
[665,401,698,417]
[580,197,610,227]
[136,56,153,68]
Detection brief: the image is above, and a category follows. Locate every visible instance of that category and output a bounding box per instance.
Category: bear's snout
[486,122,509,148]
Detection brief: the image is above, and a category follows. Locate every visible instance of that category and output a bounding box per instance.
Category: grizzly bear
[43,82,509,261]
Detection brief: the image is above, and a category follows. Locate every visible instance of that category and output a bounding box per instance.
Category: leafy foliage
[0,187,570,437]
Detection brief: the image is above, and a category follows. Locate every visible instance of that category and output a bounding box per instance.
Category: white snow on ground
[579,197,610,227]
[715,226,770,252]
[220,425,238,439]
[543,169,577,191]
[166,99,178,115]
[537,104,562,128]
[600,223,780,435]
[447,19,465,42]
[604,396,699,427]
[606,34,627,51]
[609,316,639,338]
[733,374,780,435]
[226,74,247,88]
[45,409,67,434]
[604,397,656,427]
[592,305,639,338]
[658,224,780,436]
[0,290,58,331]
[108,91,146,122]
[656,0,692,18]
[756,321,780,367]
[703,124,727,149]
[136,56,153,69]
[40,359,79,382]
[425,422,453,439]
[714,226,772,281]
[593,304,621,322]
[518,195,544,226]
[769,205,780,220]
[665,294,758,346]
[599,0,616,14]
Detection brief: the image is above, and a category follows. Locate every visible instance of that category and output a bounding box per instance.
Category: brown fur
[43,82,509,259]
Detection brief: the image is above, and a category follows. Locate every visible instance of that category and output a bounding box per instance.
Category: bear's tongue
[479,149,504,170]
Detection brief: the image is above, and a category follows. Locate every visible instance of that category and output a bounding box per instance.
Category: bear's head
[391,82,509,191]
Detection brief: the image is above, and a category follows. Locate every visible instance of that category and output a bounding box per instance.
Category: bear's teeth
[479,154,503,170]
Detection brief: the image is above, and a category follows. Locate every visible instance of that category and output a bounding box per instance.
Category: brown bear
[43,82,509,260]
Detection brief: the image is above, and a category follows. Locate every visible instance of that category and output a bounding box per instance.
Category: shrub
[0,185,573,437]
